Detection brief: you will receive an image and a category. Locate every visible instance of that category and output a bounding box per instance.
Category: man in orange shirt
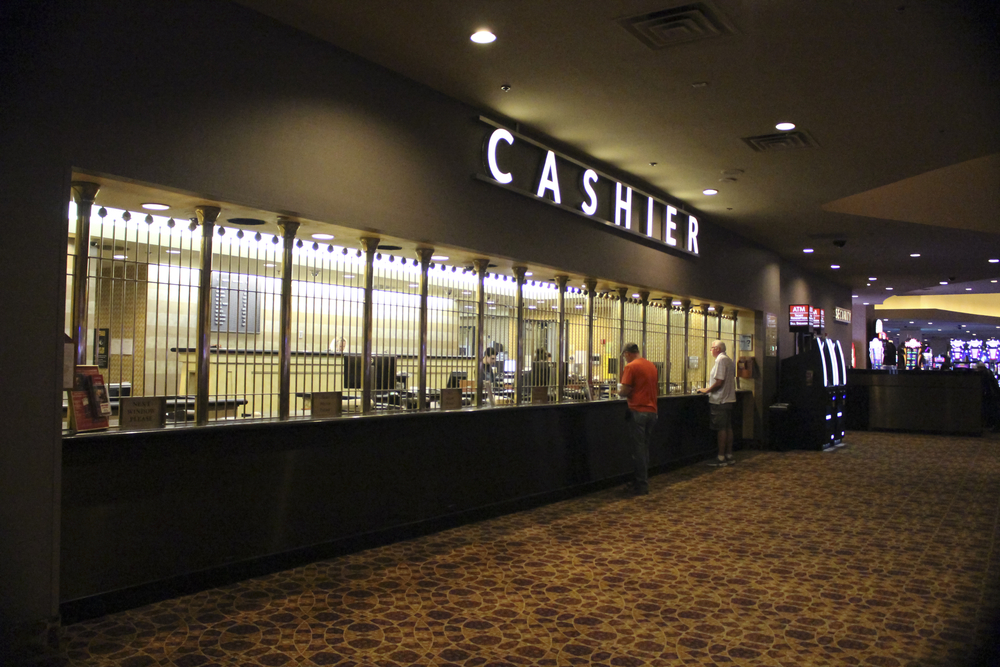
[618,342,658,496]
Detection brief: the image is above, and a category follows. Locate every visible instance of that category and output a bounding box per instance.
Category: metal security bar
[646,301,669,395]
[688,307,708,392]
[591,291,620,400]
[522,280,560,403]
[64,191,756,431]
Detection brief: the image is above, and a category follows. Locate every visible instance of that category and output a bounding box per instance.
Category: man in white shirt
[698,340,737,467]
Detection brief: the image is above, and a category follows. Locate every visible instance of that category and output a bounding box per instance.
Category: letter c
[486,128,514,184]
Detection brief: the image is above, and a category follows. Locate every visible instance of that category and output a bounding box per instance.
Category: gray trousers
[627,410,657,492]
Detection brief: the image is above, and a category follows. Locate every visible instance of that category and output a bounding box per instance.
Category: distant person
[618,343,658,496]
[482,347,499,389]
[884,339,897,374]
[897,346,906,371]
[700,340,737,467]
[529,347,551,387]
[940,355,952,371]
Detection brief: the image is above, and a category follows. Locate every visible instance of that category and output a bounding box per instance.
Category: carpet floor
[58,431,1000,666]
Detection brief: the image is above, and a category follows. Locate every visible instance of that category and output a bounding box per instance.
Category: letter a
[536,151,562,204]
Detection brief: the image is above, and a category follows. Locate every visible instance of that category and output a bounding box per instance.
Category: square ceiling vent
[743,130,820,152]
[618,2,735,49]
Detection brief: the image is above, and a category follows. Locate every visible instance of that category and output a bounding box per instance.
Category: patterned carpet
[57,431,1000,666]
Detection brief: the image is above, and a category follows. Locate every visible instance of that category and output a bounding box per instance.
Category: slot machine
[985,339,1000,375]
[778,336,846,450]
[968,339,983,367]
[950,339,969,369]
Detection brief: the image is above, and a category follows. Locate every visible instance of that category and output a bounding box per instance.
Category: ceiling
[232,0,999,307]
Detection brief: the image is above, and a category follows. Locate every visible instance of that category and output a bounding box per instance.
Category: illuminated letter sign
[486,128,514,184]
[580,170,599,215]
[615,182,632,229]
[476,118,701,258]
[535,150,562,204]
[665,206,678,247]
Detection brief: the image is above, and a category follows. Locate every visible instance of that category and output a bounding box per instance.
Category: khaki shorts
[709,403,733,430]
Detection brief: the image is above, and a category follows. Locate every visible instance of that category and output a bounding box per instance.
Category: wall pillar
[276,217,300,420]
[194,205,221,426]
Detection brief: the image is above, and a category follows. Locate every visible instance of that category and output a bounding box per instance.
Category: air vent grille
[742,130,819,152]
[619,3,735,49]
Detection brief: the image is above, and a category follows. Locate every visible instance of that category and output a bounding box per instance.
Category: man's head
[484,347,497,364]
[710,340,726,358]
[621,342,640,362]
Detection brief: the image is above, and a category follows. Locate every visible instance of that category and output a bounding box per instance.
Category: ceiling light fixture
[691,81,709,88]
[990,259,999,263]
[471,30,496,43]
[910,253,920,257]
[940,281,948,285]
[431,255,449,261]
[803,248,814,253]
[869,277,877,281]
[141,203,170,211]
[852,295,858,298]
[830,264,840,269]
[703,189,718,196]
[775,122,796,131]
[311,233,334,240]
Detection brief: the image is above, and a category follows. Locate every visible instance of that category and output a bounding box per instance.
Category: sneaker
[725,457,736,466]
[707,459,728,468]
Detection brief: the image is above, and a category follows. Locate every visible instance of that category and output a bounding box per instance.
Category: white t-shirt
[708,352,736,405]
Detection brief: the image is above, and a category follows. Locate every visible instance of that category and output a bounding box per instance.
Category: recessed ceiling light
[990,259,999,263]
[831,264,840,269]
[993,280,998,283]
[113,254,126,260]
[775,122,796,131]
[863,302,870,305]
[966,287,973,291]
[909,321,914,324]
[672,300,682,305]
[852,295,858,298]
[166,250,181,254]
[928,322,933,325]
[869,277,877,281]
[940,281,948,285]
[910,253,920,257]
[525,271,533,276]
[431,255,449,261]
[471,30,496,43]
[311,233,334,240]
[141,203,169,210]
[702,189,719,196]
[803,248,814,253]
[632,293,640,298]
[649,162,658,167]
[886,287,893,290]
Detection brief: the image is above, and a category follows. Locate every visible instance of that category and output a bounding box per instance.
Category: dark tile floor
[57,432,1000,666]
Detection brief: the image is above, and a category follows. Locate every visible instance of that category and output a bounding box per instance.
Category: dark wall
[61,396,718,605]
[0,0,850,641]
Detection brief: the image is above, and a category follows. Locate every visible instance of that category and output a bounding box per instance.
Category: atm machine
[777,337,847,450]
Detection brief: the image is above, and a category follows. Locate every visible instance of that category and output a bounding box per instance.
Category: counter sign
[477,119,701,258]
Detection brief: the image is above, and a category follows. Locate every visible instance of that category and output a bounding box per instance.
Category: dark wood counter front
[61,393,750,618]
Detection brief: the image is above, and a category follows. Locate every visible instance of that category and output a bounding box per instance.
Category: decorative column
[681,299,691,393]
[584,278,597,394]
[276,217,300,420]
[640,291,650,356]
[513,267,527,405]
[474,258,490,406]
[70,182,101,366]
[617,287,629,360]
[360,237,379,414]
[665,298,673,393]
[556,275,568,403]
[194,205,221,426]
[416,248,434,410]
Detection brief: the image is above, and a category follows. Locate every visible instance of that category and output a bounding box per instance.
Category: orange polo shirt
[622,357,658,413]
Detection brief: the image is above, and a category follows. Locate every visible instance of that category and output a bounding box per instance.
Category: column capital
[616,287,629,301]
[277,217,300,239]
[360,237,380,256]
[555,275,568,289]
[513,266,528,285]
[70,181,100,204]
[583,278,597,292]
[473,258,491,274]
[639,290,650,305]
[415,247,435,265]
[194,205,221,226]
